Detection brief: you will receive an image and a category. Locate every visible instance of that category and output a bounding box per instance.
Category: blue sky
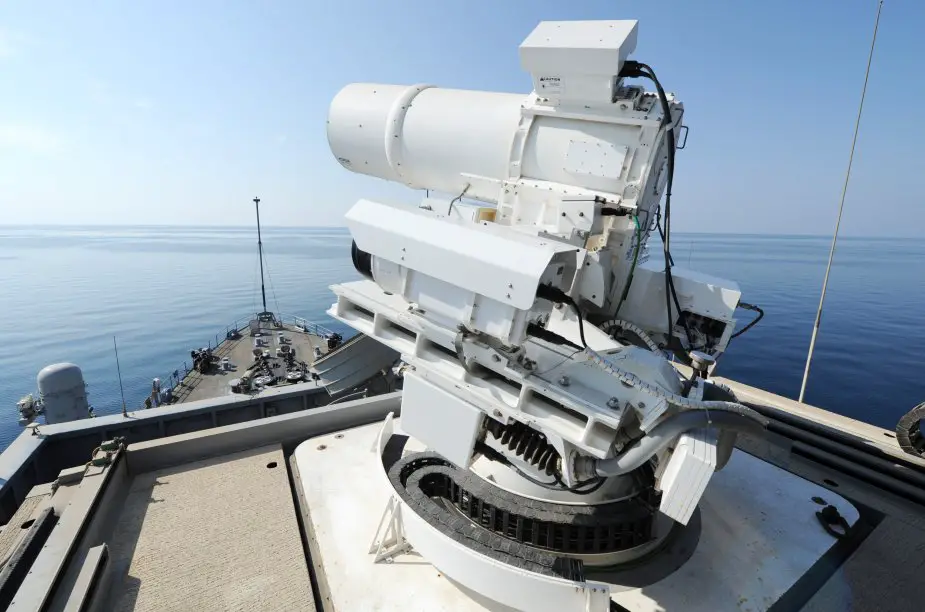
[1,1,921,235]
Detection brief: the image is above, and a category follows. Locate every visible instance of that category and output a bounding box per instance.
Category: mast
[254,197,268,314]
[799,0,882,403]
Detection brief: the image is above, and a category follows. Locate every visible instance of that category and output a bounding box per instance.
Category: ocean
[1,226,923,451]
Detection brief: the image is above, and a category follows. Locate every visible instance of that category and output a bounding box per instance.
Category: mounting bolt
[493,409,503,418]
[558,375,570,387]
[607,397,619,409]
[638,401,646,409]
[491,354,501,362]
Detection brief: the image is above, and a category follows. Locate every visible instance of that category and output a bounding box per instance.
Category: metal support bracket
[369,494,413,563]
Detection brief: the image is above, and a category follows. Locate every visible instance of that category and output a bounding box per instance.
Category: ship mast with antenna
[799,0,883,403]
[254,197,269,315]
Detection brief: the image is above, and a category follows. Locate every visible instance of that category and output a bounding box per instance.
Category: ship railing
[278,312,337,339]
[154,312,336,399]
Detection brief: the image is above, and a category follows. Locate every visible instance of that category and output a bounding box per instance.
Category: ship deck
[4,388,925,611]
[106,446,315,611]
[169,318,332,404]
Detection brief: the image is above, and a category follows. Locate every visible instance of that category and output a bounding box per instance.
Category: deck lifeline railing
[153,312,337,400]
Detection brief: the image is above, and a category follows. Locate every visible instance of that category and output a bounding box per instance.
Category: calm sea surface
[1,226,923,451]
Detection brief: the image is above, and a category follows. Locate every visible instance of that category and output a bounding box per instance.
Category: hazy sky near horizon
[1,1,922,235]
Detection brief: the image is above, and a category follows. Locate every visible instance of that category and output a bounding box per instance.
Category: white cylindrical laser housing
[328,82,663,209]
[327,84,525,196]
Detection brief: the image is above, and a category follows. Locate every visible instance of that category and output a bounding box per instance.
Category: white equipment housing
[36,363,90,425]
[326,19,756,612]
[329,16,743,512]
[328,19,711,320]
[346,198,577,346]
[617,260,742,343]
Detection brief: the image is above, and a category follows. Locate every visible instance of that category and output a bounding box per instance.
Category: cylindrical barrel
[328,83,653,202]
[327,83,526,195]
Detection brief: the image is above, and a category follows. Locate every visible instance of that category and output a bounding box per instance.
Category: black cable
[512,464,565,490]
[647,68,693,349]
[535,285,588,349]
[477,442,568,491]
[656,210,694,349]
[639,205,657,234]
[448,183,470,215]
[527,323,582,351]
[654,209,673,266]
[518,465,607,495]
[730,302,765,340]
[622,61,693,349]
[565,476,607,495]
[666,270,690,337]
[480,439,609,494]
[566,299,588,349]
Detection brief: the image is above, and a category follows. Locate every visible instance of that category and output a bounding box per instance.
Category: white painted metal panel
[658,428,717,525]
[520,21,638,106]
[616,260,741,335]
[519,20,638,76]
[401,373,483,469]
[565,141,628,180]
[346,199,570,309]
[520,115,646,196]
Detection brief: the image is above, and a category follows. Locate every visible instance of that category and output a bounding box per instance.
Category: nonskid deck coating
[107,445,315,611]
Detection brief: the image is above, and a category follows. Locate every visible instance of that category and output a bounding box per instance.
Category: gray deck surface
[4,372,925,610]
[173,323,328,404]
[737,431,925,612]
[0,485,51,569]
[804,516,925,612]
[106,445,315,611]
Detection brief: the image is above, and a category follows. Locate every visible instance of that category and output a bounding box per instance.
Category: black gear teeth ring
[383,437,659,582]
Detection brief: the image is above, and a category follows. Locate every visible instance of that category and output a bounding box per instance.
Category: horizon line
[0,224,919,240]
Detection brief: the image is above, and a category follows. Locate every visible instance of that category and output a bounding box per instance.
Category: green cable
[614,215,641,317]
